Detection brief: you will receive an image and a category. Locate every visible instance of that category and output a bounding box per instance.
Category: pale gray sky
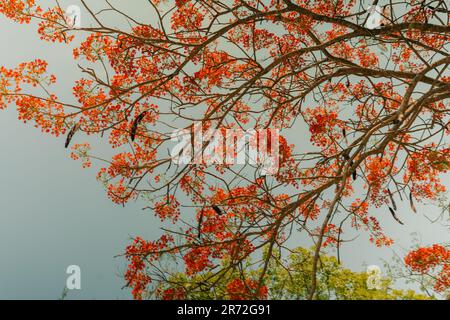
[0,0,448,299]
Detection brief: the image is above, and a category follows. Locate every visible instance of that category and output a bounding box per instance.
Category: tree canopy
[0,0,448,299]
[154,247,431,300]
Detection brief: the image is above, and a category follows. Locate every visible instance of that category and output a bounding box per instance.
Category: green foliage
[266,247,429,300]
[153,247,430,300]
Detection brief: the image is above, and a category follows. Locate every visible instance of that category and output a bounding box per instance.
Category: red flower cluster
[125,235,173,299]
[226,278,268,300]
[154,195,181,223]
[405,244,450,292]
[160,287,186,300]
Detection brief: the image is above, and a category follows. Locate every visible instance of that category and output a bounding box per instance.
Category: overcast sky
[0,0,448,299]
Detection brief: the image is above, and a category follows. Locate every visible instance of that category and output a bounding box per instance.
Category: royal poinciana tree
[0,0,449,299]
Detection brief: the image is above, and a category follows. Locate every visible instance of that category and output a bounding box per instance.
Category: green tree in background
[153,247,430,300]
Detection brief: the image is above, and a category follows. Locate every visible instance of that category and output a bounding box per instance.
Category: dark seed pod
[130,111,148,141]
[65,123,80,148]
[342,149,350,160]
[342,128,349,144]
[212,205,223,216]
[409,192,417,213]
[388,206,404,225]
[388,188,397,211]
[350,160,357,180]
[198,208,204,239]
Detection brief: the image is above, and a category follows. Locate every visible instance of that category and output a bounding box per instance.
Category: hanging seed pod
[130,111,148,141]
[388,206,404,225]
[212,205,223,216]
[198,208,204,239]
[65,123,80,148]
[342,128,349,145]
[342,150,350,160]
[398,189,404,201]
[350,160,357,180]
[409,192,417,213]
[388,188,397,211]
